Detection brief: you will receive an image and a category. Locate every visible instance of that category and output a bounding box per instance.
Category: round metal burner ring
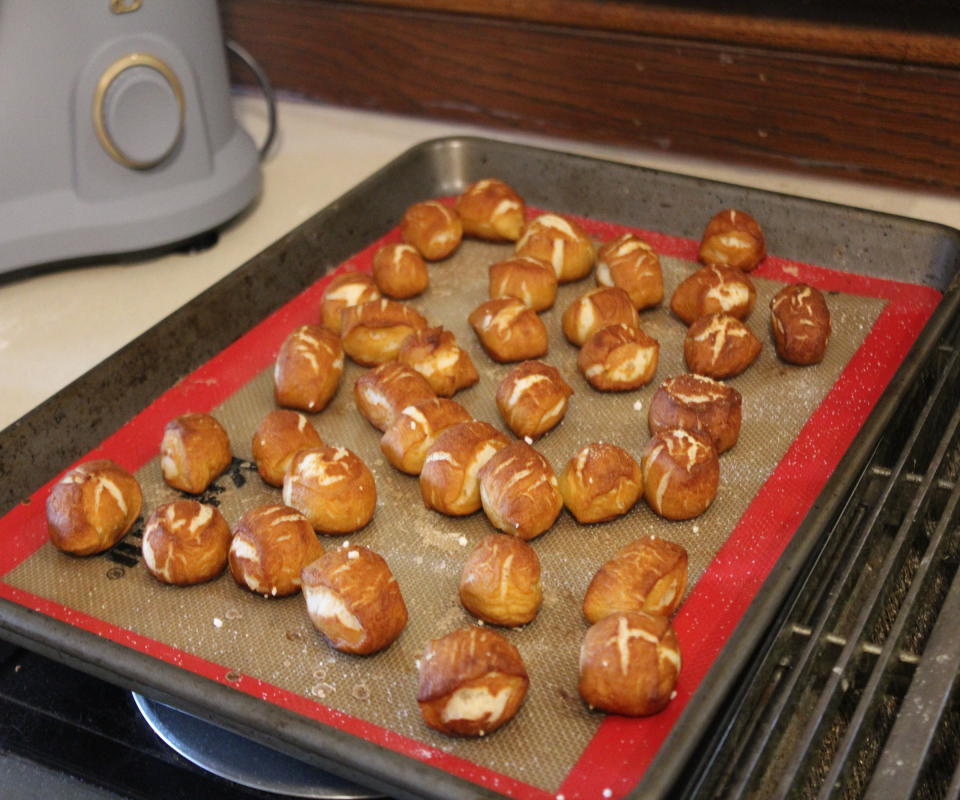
[133,693,382,799]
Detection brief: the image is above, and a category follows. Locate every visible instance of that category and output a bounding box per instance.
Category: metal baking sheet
[0,137,958,800]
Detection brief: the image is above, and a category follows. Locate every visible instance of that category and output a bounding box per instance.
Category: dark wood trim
[222,0,960,195]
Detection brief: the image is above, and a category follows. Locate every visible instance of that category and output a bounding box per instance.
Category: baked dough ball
[283,446,377,534]
[578,323,659,391]
[251,410,324,487]
[495,360,573,440]
[558,442,643,524]
[488,255,558,312]
[456,178,526,242]
[684,313,762,379]
[372,243,429,299]
[770,283,831,365]
[229,504,324,597]
[274,324,344,413]
[516,213,595,283]
[353,361,436,431]
[417,627,529,736]
[301,546,407,655]
[340,298,428,366]
[468,298,548,363]
[596,233,664,310]
[698,208,766,272]
[478,441,563,540]
[160,412,232,495]
[641,428,719,520]
[562,286,639,347]
[582,536,688,623]
[318,272,381,334]
[670,265,757,325]
[578,610,681,716]
[380,398,473,475]
[459,533,542,626]
[401,200,463,261]
[420,420,510,516]
[648,374,742,454]
[46,460,143,556]
[397,326,479,397]
[141,500,231,586]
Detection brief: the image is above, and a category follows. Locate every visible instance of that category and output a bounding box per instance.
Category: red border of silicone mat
[0,210,942,800]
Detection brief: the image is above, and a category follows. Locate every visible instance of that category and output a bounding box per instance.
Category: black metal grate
[686,323,960,799]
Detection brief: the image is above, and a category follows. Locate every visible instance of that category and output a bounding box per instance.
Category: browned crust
[417,626,528,702]
[301,546,408,654]
[160,413,233,495]
[251,409,324,487]
[578,610,681,716]
[468,297,548,363]
[229,504,323,596]
[641,428,720,520]
[478,441,563,540]
[141,500,231,586]
[670,264,757,325]
[46,459,143,556]
[578,323,660,391]
[561,286,639,347]
[770,283,832,365]
[459,533,543,626]
[283,446,377,534]
[697,208,766,272]
[420,420,510,516]
[456,178,526,242]
[558,442,643,524]
[488,255,558,312]
[274,324,344,413]
[396,326,479,397]
[353,361,436,431]
[595,233,664,310]
[318,272,380,333]
[380,397,473,475]
[495,360,573,439]
[647,374,742,454]
[372,243,430,299]
[683,313,762,379]
[401,199,463,260]
[340,298,428,366]
[583,535,688,623]
[515,213,595,283]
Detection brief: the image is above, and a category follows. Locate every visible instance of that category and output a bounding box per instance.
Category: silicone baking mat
[0,207,940,800]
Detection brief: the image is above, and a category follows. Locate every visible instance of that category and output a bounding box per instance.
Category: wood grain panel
[222,0,960,194]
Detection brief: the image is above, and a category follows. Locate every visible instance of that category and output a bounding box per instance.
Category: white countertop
[1,95,957,432]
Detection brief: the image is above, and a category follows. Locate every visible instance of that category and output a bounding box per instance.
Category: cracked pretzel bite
[558,442,643,524]
[456,178,526,242]
[516,213,595,283]
[380,398,473,475]
[578,610,681,716]
[372,243,429,299]
[641,428,719,520]
[142,500,231,586]
[648,374,742,454]
[583,536,688,623]
[684,313,762,379]
[595,233,664,310]
[488,255,558,312]
[670,265,757,325]
[698,208,766,272]
[397,326,479,397]
[478,441,563,540]
[420,420,510,516]
[401,200,462,260]
[578,323,659,391]
[251,409,324,487]
[468,297,548,363]
[46,460,143,556]
[770,283,831,365]
[229,504,323,597]
[562,286,639,347]
[302,546,407,654]
[417,627,529,736]
[340,298,427,367]
[459,533,543,626]
[319,272,381,333]
[160,412,232,495]
[283,446,376,534]
[353,361,436,432]
[274,324,344,413]
[495,360,572,440]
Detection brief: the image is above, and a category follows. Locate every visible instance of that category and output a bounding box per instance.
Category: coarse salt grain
[603,790,613,798]
[523,435,533,444]
[458,535,468,546]
[213,617,223,628]
[633,400,643,411]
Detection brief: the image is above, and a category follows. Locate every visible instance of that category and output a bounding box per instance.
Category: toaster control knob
[93,54,185,170]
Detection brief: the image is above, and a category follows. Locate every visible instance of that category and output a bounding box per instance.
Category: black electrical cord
[225,39,277,161]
